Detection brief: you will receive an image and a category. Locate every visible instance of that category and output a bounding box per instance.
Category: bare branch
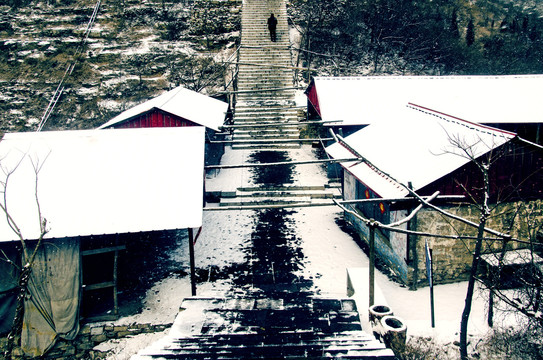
[333,132,516,241]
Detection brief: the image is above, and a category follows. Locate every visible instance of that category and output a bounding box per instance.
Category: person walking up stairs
[231,0,301,150]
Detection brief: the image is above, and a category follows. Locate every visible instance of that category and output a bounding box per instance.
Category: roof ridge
[406,103,517,139]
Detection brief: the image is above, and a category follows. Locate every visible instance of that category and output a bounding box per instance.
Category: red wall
[305,82,321,116]
[418,139,543,203]
[113,109,198,129]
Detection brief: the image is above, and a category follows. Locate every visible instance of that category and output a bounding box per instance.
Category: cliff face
[0,0,241,132]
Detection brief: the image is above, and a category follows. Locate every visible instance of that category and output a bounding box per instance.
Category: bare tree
[331,130,543,359]
[437,134,543,359]
[0,153,49,357]
[165,52,225,93]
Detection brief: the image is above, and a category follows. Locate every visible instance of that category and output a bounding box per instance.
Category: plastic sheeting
[21,238,80,357]
[0,243,19,334]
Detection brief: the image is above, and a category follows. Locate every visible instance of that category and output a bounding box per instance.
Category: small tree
[450,8,460,38]
[164,52,225,93]
[466,18,475,46]
[1,154,49,357]
[124,53,153,88]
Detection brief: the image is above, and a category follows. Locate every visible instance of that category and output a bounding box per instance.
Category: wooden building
[98,86,229,166]
[326,104,543,285]
[307,75,543,143]
[0,127,205,356]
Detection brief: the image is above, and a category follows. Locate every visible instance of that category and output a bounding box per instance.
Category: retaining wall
[0,322,171,359]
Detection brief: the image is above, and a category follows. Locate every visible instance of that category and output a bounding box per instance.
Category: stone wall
[413,199,543,285]
[343,182,543,287]
[0,322,171,359]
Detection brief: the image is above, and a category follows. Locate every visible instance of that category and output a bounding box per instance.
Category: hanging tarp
[0,243,19,334]
[21,238,80,357]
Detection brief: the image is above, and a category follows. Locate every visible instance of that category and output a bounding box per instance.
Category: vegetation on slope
[0,0,240,132]
[288,0,543,76]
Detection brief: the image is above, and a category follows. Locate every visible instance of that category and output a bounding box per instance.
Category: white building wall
[344,171,356,200]
[389,209,409,261]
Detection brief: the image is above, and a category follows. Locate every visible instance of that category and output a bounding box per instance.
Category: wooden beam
[81,245,126,256]
[84,281,115,291]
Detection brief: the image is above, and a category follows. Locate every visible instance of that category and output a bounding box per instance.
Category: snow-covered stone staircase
[232,0,301,150]
[130,0,396,358]
[133,297,396,359]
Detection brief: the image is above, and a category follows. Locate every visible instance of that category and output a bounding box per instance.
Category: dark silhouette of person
[267,13,277,42]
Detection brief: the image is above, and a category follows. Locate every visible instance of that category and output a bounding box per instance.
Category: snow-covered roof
[0,127,205,242]
[98,86,228,131]
[309,75,543,126]
[326,104,516,198]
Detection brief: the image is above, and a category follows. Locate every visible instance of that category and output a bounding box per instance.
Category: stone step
[232,135,300,142]
[231,118,300,124]
[231,143,301,150]
[236,80,295,86]
[219,195,315,206]
[226,188,340,200]
[233,129,299,136]
[235,90,295,97]
[233,113,299,119]
[231,124,300,130]
[233,115,301,120]
[133,296,395,359]
[236,77,292,83]
[236,185,340,192]
[231,126,300,133]
[233,111,299,118]
[235,100,297,108]
[231,131,300,137]
[234,106,301,112]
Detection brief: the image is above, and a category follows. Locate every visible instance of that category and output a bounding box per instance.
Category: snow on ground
[98,144,514,359]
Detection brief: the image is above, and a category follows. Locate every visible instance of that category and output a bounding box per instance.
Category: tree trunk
[460,218,486,359]
[4,265,32,358]
[460,164,490,360]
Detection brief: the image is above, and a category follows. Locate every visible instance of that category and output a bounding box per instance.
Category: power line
[36,0,101,132]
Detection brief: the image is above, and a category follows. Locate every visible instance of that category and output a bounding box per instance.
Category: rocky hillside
[0,0,241,132]
[3,0,543,133]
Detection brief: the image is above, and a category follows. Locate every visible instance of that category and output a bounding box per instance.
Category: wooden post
[188,228,197,296]
[113,236,119,317]
[369,222,375,307]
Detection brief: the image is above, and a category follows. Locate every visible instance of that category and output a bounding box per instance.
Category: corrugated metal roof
[311,75,543,126]
[326,104,515,198]
[0,127,205,242]
[98,86,228,131]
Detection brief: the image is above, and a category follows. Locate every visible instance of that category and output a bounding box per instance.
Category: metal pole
[188,228,197,296]
[369,222,375,307]
[430,248,435,328]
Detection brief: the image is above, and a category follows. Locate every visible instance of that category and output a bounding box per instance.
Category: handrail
[222,44,242,109]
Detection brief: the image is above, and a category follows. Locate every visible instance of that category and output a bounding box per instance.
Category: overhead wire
[36,0,101,132]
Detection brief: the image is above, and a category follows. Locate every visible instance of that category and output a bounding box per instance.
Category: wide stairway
[131,0,396,358]
[231,0,301,150]
[134,295,395,359]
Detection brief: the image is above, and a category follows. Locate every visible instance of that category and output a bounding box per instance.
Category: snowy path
[96,144,498,359]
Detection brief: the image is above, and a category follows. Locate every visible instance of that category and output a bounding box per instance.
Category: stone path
[131,0,396,358]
